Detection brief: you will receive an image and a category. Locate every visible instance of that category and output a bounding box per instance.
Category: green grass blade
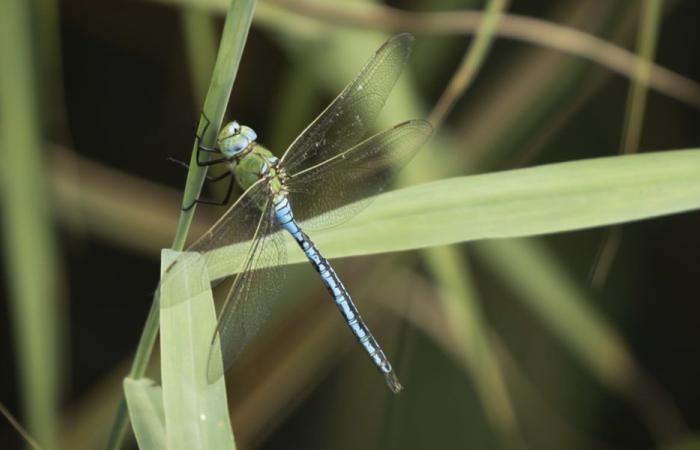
[203,148,700,279]
[0,1,61,448]
[160,251,235,450]
[428,0,508,127]
[123,378,166,450]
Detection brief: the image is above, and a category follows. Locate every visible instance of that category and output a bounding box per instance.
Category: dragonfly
[180,33,432,393]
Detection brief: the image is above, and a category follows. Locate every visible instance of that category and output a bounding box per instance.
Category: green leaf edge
[203,148,700,281]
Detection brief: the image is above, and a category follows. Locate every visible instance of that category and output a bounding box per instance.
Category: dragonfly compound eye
[218,121,257,158]
[239,125,257,143]
[218,121,241,140]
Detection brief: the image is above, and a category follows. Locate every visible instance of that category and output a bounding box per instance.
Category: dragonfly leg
[194,112,230,166]
[196,112,212,142]
[167,156,232,182]
[182,173,235,211]
[196,138,228,166]
[196,154,230,167]
[205,171,233,182]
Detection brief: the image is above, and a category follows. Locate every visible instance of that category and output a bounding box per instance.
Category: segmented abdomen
[273,196,402,392]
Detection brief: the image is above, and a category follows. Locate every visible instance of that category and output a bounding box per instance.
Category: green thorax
[230,144,286,195]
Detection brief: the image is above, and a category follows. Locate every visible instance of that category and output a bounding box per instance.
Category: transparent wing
[188,180,271,254]
[286,120,432,230]
[205,206,286,382]
[185,182,287,382]
[281,33,414,175]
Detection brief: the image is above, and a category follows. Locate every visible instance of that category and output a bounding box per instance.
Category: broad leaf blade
[123,378,166,450]
[204,148,700,280]
[160,250,235,450]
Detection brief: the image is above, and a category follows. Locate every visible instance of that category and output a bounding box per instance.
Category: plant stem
[172,0,257,250]
[103,1,257,449]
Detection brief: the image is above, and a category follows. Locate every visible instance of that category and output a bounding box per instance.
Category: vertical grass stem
[104,2,257,449]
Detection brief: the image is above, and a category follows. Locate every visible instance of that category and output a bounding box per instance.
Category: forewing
[286,120,432,230]
[281,33,414,175]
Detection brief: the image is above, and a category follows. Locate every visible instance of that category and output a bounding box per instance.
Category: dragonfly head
[217,120,257,158]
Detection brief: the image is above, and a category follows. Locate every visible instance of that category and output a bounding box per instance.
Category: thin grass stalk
[180,10,232,199]
[0,403,43,450]
[456,2,627,170]
[0,0,61,448]
[428,0,508,128]
[590,0,664,289]
[172,0,257,250]
[621,0,663,155]
[104,1,257,449]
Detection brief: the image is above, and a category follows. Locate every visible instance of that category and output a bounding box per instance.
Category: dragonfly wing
[206,202,286,382]
[286,120,432,230]
[183,181,287,382]
[189,180,271,254]
[281,33,414,175]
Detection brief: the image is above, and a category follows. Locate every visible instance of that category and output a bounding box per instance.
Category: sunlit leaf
[204,148,700,280]
[160,251,236,450]
[123,378,165,450]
